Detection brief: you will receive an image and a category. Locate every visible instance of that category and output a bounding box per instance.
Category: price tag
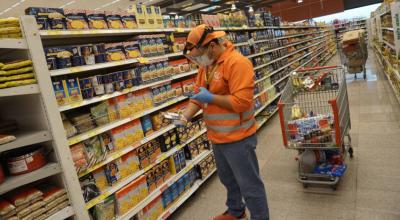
[47,30,62,35]
[86,192,108,209]
[70,101,83,108]
[68,137,78,145]
[176,28,185,33]
[137,57,149,64]
[158,154,167,162]
[69,66,83,73]
[114,60,125,66]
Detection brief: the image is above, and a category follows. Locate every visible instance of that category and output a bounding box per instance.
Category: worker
[176,24,269,220]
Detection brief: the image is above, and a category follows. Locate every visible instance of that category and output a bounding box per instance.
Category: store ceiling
[0,0,383,20]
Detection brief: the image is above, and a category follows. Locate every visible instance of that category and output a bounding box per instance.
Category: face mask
[194,47,214,66]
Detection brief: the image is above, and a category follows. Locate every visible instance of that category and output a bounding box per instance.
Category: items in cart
[0,60,36,89]
[291,71,338,92]
[0,17,22,39]
[287,112,335,147]
[0,184,69,220]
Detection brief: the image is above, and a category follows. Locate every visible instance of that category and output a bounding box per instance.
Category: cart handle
[297,65,339,72]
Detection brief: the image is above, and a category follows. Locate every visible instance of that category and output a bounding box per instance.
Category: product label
[8,159,28,173]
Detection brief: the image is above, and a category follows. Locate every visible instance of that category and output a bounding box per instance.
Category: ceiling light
[297,0,303,3]
[169,12,177,15]
[200,5,221,12]
[231,3,236,11]
[249,6,254,12]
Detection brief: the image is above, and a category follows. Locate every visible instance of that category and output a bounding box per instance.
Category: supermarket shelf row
[67,95,187,146]
[0,163,61,194]
[0,84,40,97]
[256,108,279,130]
[118,150,213,220]
[58,70,197,112]
[254,39,324,72]
[85,129,207,209]
[0,38,28,49]
[254,92,283,116]
[39,25,327,39]
[157,168,217,220]
[0,130,52,153]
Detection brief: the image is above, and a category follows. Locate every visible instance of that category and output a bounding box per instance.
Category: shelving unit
[370,2,400,104]
[0,14,336,220]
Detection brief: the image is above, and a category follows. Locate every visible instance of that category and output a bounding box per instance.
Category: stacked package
[0,17,22,39]
[342,30,368,73]
[0,60,36,89]
[0,186,69,220]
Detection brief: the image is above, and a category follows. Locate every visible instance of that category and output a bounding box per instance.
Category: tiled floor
[169,49,400,220]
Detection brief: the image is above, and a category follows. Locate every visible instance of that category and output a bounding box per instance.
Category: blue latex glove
[191,87,214,104]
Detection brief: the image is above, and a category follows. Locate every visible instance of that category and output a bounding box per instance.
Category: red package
[7,187,43,206]
[0,199,15,216]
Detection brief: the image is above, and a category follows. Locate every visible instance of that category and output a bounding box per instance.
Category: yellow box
[151,6,163,28]
[145,6,156,28]
[132,4,147,28]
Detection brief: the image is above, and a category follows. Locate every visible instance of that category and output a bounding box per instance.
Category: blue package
[177,178,185,195]
[140,115,153,136]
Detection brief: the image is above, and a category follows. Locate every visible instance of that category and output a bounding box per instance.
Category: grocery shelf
[85,129,207,209]
[59,70,197,112]
[0,38,28,49]
[0,84,40,97]
[118,149,213,220]
[67,96,188,146]
[157,168,217,220]
[0,130,52,153]
[234,41,250,46]
[256,108,279,130]
[254,39,324,71]
[46,206,75,220]
[0,163,61,194]
[49,52,183,77]
[382,40,395,50]
[254,92,282,116]
[247,34,327,59]
[39,25,326,39]
[78,124,175,177]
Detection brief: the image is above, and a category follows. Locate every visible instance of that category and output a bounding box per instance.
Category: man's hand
[191,87,214,104]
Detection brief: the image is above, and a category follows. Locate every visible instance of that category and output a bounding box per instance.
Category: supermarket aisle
[170,49,400,220]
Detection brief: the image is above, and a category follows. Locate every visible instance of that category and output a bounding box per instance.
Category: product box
[140,115,154,136]
[100,132,114,152]
[137,145,149,169]
[115,95,130,118]
[120,12,138,29]
[142,88,154,109]
[64,9,89,29]
[111,126,126,150]
[120,150,139,179]
[52,80,68,106]
[123,41,141,59]
[145,168,157,192]
[104,159,121,185]
[63,78,83,103]
[86,10,108,29]
[105,43,126,62]
[105,11,123,29]
[92,167,108,192]
[145,6,156,28]
[155,62,165,79]
[152,6,163,28]
[181,78,196,97]
[25,7,66,30]
[79,173,101,203]
[173,37,186,53]
[184,143,199,160]
[132,4,147,28]
[154,163,164,187]
[107,98,119,122]
[115,180,132,215]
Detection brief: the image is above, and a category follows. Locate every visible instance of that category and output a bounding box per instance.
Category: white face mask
[195,53,214,66]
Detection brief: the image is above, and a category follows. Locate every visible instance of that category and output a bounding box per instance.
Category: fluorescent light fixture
[200,5,221,12]
[60,0,76,8]
[181,3,209,11]
[169,12,177,14]
[11,2,20,8]
[298,0,303,3]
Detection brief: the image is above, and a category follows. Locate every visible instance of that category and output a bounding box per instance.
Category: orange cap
[186,24,226,48]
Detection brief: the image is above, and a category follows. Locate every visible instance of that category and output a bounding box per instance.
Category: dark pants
[213,134,269,220]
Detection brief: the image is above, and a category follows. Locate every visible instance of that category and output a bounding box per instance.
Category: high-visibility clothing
[191,40,256,144]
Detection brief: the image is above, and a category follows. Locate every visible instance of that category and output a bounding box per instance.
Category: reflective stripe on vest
[206,118,256,133]
[203,107,254,121]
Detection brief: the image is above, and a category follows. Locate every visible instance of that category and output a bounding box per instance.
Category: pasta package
[105,11,123,29]
[105,43,126,61]
[0,17,19,26]
[0,27,21,35]
[0,79,37,89]
[0,199,15,217]
[6,187,43,206]
[36,185,66,204]
[64,9,89,29]
[86,10,108,29]
[25,7,66,30]
[0,73,34,83]
[121,12,137,29]
[1,60,32,71]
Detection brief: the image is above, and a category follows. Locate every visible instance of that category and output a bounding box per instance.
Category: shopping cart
[338,30,368,79]
[278,66,353,189]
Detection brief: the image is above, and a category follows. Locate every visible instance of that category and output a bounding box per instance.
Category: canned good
[6,145,46,175]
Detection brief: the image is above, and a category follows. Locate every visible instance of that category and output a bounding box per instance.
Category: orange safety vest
[191,41,256,144]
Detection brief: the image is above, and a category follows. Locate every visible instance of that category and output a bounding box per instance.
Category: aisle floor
[170,50,400,220]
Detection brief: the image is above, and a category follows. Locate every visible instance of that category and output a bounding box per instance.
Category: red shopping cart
[278,65,353,189]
